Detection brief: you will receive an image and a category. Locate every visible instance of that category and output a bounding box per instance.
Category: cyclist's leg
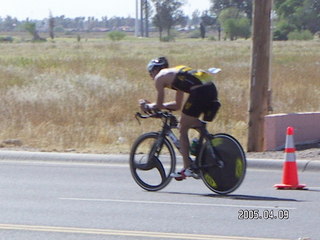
[179,86,207,169]
[178,83,218,171]
[179,113,202,169]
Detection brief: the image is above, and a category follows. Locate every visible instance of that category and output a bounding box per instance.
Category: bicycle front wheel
[129,132,176,191]
[199,133,246,195]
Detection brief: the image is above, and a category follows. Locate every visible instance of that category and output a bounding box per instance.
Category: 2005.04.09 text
[238,209,290,220]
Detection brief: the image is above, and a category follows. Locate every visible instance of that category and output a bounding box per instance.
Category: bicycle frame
[136,112,179,160]
[135,111,222,170]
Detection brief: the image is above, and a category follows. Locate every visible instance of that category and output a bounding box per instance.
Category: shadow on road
[161,191,301,202]
[206,194,300,202]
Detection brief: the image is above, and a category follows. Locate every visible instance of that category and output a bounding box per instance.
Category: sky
[0,0,211,20]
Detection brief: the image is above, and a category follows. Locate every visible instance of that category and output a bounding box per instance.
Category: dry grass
[0,39,319,153]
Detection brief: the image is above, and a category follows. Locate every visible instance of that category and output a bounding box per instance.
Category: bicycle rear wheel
[199,133,246,195]
[129,132,176,191]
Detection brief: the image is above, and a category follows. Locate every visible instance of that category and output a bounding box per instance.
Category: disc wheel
[199,133,246,195]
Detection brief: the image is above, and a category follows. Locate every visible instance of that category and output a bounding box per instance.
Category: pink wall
[264,112,320,151]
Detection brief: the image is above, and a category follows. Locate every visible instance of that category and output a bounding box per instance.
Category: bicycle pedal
[192,175,200,180]
[189,162,200,171]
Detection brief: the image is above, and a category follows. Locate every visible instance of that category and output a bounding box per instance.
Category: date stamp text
[238,209,290,220]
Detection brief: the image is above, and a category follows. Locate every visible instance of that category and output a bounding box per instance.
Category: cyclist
[139,57,220,180]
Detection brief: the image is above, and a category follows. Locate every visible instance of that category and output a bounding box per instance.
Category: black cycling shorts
[182,82,220,122]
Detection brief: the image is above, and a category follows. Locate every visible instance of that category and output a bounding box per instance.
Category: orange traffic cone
[274,127,307,190]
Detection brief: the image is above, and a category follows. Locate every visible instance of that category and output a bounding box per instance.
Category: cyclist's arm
[162,90,183,111]
[147,87,173,111]
[151,73,182,111]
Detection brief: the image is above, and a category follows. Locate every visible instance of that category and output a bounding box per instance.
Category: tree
[191,10,201,26]
[200,22,206,39]
[237,18,251,39]
[152,2,164,39]
[1,16,18,31]
[218,7,251,40]
[201,10,216,26]
[24,21,46,41]
[151,0,186,41]
[274,0,320,40]
[301,0,320,34]
[200,10,219,39]
[210,0,252,19]
[275,0,303,17]
[222,18,237,40]
[49,11,55,40]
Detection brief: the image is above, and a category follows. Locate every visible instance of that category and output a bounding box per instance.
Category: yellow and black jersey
[171,65,214,93]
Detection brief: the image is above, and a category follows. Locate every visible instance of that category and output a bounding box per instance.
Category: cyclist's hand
[139,99,152,114]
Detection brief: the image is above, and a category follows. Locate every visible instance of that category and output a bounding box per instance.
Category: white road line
[59,197,296,210]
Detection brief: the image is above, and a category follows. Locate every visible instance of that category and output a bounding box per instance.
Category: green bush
[220,17,251,40]
[108,31,126,41]
[0,36,13,42]
[237,18,251,39]
[187,30,201,39]
[161,35,175,42]
[288,30,313,40]
[273,20,296,41]
[208,36,216,41]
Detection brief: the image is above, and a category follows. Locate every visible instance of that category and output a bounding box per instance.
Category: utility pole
[145,0,149,37]
[140,0,144,37]
[247,0,273,152]
[135,0,139,36]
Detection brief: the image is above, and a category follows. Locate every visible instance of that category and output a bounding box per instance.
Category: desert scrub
[0,39,319,152]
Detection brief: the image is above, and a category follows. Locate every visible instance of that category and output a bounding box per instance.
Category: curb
[247,158,320,172]
[0,150,127,164]
[0,150,319,172]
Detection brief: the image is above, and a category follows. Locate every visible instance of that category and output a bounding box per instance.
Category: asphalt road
[0,154,319,240]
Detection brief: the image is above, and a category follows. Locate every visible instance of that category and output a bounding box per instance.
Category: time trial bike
[129,110,246,195]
